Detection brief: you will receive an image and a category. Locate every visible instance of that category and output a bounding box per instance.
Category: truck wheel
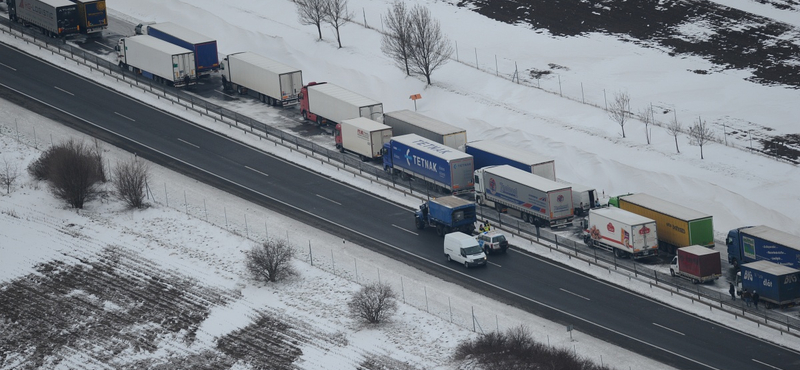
[476,195,483,205]
[692,279,700,284]
[446,254,451,262]
[614,248,623,259]
[436,225,444,237]
[464,261,470,269]
[670,269,675,277]
[585,237,593,247]
[415,218,424,230]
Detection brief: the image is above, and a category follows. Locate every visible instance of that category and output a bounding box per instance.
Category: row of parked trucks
[7,0,108,37]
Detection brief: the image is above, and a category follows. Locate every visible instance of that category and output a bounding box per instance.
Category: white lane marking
[94,41,113,50]
[392,224,418,235]
[0,62,17,71]
[652,323,685,336]
[487,261,502,267]
[316,194,341,206]
[245,166,269,177]
[177,138,200,149]
[752,358,783,370]
[114,111,135,122]
[560,288,590,301]
[54,86,74,96]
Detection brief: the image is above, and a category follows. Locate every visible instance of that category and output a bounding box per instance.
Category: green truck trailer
[609,193,714,253]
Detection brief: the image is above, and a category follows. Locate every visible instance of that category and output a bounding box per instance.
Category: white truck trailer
[300,82,383,126]
[116,35,196,88]
[561,181,599,216]
[474,165,573,228]
[465,139,556,180]
[582,207,659,259]
[220,52,303,107]
[383,110,467,151]
[335,118,393,160]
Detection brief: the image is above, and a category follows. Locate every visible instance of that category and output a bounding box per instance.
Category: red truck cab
[299,81,326,125]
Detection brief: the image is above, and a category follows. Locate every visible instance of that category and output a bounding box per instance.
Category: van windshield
[463,245,483,255]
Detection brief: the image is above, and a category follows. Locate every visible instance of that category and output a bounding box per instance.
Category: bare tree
[607,91,631,138]
[690,117,715,159]
[667,113,682,153]
[296,0,328,40]
[28,139,105,208]
[0,156,20,194]
[348,281,398,324]
[407,4,453,85]
[325,0,352,48]
[638,104,654,144]
[112,157,150,209]
[245,239,297,283]
[381,1,413,76]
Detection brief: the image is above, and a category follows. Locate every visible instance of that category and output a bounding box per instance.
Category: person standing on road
[729,283,736,301]
[743,289,752,307]
[753,291,760,309]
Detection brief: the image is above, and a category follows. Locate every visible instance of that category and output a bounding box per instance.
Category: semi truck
[670,245,722,283]
[135,22,219,77]
[382,134,474,194]
[740,260,800,308]
[562,181,598,216]
[610,193,714,253]
[71,0,107,34]
[727,225,800,269]
[383,110,467,150]
[220,52,303,107]
[474,165,574,228]
[415,196,477,236]
[8,0,80,37]
[116,35,197,88]
[582,207,659,259]
[335,118,393,161]
[300,82,383,126]
[465,140,556,181]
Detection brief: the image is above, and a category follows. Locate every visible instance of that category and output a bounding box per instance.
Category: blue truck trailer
[70,0,107,34]
[740,260,800,308]
[727,225,800,269]
[136,22,219,77]
[382,134,474,194]
[415,196,477,236]
[465,139,556,181]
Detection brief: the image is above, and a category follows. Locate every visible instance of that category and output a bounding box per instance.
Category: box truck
[740,260,800,308]
[382,134,474,194]
[116,36,197,88]
[474,165,573,228]
[582,207,658,259]
[335,118,392,161]
[670,245,722,283]
[610,193,714,253]
[135,22,219,77]
[8,0,80,37]
[561,181,598,216]
[415,196,477,236]
[465,140,556,181]
[300,82,383,126]
[727,225,800,269]
[220,52,303,107]
[70,0,107,34]
[383,110,467,150]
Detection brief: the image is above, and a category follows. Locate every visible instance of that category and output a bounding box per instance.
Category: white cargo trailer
[335,118,393,160]
[300,82,383,126]
[383,110,467,151]
[116,35,196,88]
[474,165,573,228]
[221,52,303,107]
[582,207,659,259]
[465,139,555,180]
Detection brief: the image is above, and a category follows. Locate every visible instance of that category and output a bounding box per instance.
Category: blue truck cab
[415,196,477,237]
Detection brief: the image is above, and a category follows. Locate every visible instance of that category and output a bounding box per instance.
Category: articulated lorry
[670,245,722,283]
[220,52,303,107]
[415,196,477,236]
[474,165,573,228]
[727,225,800,269]
[610,193,714,253]
[135,22,219,77]
[740,260,800,308]
[116,35,196,88]
[383,110,467,150]
[300,82,383,126]
[335,118,393,161]
[70,0,107,34]
[8,0,80,37]
[382,134,474,194]
[582,207,658,259]
[465,140,556,181]
[561,181,598,216]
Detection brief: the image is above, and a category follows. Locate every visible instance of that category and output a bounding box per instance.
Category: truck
[335,118,393,161]
[474,165,574,228]
[415,196,477,236]
[561,181,598,216]
[383,110,467,150]
[670,245,722,283]
[610,193,714,253]
[7,0,80,37]
[582,207,659,259]
[465,140,556,181]
[116,35,197,88]
[300,82,383,126]
[382,134,474,194]
[70,0,107,34]
[726,225,800,269]
[135,22,219,77]
[220,52,303,107]
[740,260,800,308]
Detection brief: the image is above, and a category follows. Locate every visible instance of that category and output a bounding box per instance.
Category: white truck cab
[444,232,487,268]
[476,231,509,254]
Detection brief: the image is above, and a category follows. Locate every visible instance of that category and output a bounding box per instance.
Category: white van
[444,232,487,268]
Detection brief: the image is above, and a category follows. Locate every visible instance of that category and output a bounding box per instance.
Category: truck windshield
[463,246,483,255]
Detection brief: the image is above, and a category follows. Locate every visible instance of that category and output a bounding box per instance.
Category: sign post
[409,93,422,111]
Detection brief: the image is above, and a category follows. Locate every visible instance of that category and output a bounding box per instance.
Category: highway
[1,40,799,370]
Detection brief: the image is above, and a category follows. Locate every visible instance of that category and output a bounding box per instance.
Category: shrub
[28,139,105,208]
[112,157,150,209]
[347,282,398,324]
[245,239,297,283]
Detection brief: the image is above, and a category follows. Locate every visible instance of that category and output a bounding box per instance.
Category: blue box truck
[382,134,474,194]
[740,260,800,308]
[727,225,800,269]
[415,196,477,236]
[136,22,219,77]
